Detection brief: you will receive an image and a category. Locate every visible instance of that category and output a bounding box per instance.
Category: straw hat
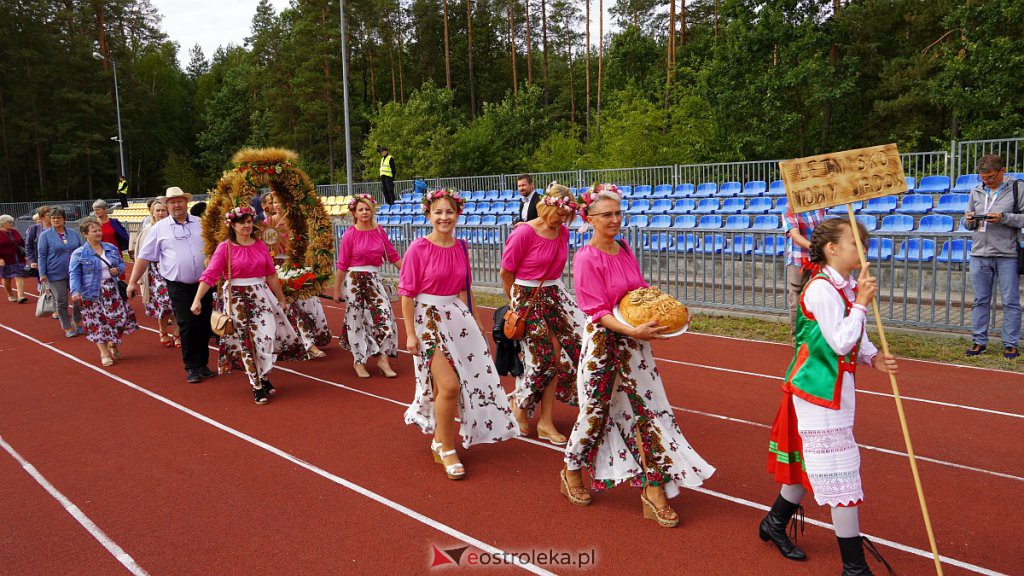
[165,186,193,201]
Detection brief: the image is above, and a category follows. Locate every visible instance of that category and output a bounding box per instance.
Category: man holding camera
[964,154,1024,360]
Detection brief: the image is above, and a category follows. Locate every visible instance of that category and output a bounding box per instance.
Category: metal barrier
[581,166,676,188]
[900,151,951,182]
[676,160,780,187]
[435,174,505,194]
[334,221,995,335]
[512,170,583,191]
[954,137,1024,179]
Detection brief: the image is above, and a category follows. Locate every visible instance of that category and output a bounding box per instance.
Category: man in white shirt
[516,174,541,223]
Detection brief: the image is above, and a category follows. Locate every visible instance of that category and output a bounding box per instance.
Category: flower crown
[421,188,465,214]
[577,183,620,216]
[541,193,579,214]
[225,206,255,224]
[348,193,376,213]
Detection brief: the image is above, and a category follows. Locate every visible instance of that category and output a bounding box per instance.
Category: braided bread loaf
[618,287,689,333]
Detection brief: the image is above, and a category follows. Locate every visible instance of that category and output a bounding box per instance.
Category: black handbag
[97,253,129,300]
[492,306,524,377]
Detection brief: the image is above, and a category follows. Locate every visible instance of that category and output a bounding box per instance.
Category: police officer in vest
[378,146,396,204]
[116,175,129,209]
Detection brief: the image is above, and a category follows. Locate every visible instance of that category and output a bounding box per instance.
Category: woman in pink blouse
[559,184,715,528]
[399,189,518,481]
[498,183,587,445]
[333,194,402,378]
[191,207,304,405]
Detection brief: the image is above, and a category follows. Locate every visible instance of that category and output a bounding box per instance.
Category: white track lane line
[131,323,1024,483]
[14,321,1013,576]
[0,435,150,576]
[0,323,554,576]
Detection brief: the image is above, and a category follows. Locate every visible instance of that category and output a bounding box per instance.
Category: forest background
[0,0,1020,202]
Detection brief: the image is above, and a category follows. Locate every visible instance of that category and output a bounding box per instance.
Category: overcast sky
[151,0,291,65]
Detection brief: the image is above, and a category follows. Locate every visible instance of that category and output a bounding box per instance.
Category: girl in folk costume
[498,183,587,445]
[761,217,898,575]
[399,189,518,480]
[261,191,333,359]
[191,207,304,405]
[333,194,402,378]
[560,184,714,527]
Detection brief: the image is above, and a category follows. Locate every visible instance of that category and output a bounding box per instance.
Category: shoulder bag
[501,246,560,341]
[460,239,473,313]
[210,243,237,336]
[96,251,129,301]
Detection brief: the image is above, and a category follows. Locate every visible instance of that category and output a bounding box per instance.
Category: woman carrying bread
[400,189,518,481]
[498,183,587,445]
[760,217,897,574]
[559,183,715,528]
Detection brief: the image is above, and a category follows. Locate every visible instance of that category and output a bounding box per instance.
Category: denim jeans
[970,256,1021,347]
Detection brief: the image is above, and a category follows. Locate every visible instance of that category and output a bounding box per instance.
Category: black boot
[261,378,276,395]
[838,536,895,576]
[759,494,806,561]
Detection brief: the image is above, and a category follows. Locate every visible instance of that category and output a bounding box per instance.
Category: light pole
[338,0,353,196]
[92,51,126,180]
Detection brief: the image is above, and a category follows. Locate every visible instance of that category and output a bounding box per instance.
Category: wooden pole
[845,203,944,576]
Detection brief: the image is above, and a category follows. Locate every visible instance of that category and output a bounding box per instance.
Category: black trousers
[380,176,395,204]
[166,280,213,372]
[117,193,129,209]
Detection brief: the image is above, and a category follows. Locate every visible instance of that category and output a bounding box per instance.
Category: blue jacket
[69,242,125,301]
[108,218,130,251]
[38,228,85,281]
[25,224,43,264]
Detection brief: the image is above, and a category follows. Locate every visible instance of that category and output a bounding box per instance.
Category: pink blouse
[572,243,649,323]
[398,237,471,297]
[200,240,276,286]
[336,226,401,271]
[500,224,569,280]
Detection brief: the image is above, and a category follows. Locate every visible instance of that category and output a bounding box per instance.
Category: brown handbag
[502,256,558,340]
[210,243,236,337]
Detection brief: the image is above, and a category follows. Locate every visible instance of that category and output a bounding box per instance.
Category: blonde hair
[350,197,377,225]
[537,183,575,221]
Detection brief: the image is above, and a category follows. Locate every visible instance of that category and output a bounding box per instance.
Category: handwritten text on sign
[779,144,907,213]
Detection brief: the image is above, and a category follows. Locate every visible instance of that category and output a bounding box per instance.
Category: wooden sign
[779,144,908,213]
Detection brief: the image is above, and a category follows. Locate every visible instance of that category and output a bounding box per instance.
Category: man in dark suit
[514,174,541,223]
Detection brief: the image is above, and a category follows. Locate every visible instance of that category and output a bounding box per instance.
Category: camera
[969,214,990,222]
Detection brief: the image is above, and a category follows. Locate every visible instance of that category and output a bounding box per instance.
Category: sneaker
[965,343,987,357]
[1004,346,1020,360]
[253,386,269,405]
[186,369,202,384]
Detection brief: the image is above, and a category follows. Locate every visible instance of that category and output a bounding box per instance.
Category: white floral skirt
[338,270,398,364]
[217,279,305,387]
[403,294,519,448]
[563,321,716,498]
[287,295,333,351]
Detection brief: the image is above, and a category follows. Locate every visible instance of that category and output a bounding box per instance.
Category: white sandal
[430,439,465,480]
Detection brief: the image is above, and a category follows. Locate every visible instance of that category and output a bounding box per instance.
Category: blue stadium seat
[644,232,672,251]
[649,199,672,214]
[719,182,742,197]
[694,182,717,198]
[400,215,414,224]
[936,239,972,263]
[743,197,772,214]
[828,201,864,215]
[728,235,756,254]
[634,185,652,198]
[693,199,719,214]
[415,214,430,225]
[617,185,633,197]
[571,215,583,228]
[741,181,768,197]
[650,215,671,228]
[880,214,914,232]
[724,215,750,230]
[470,191,486,201]
[627,215,649,228]
[699,234,726,253]
[753,215,780,230]
[905,177,916,193]
[377,204,392,215]
[919,214,954,233]
[671,233,698,252]
[669,199,696,214]
[951,174,981,193]
[402,204,417,214]
[867,238,893,261]
[934,194,969,214]
[860,196,898,214]
[620,199,629,212]
[754,235,785,256]
[917,175,950,194]
[698,215,723,229]
[630,199,651,214]
[653,184,673,198]
[674,184,695,198]
[496,215,513,226]
[894,238,936,262]
[897,195,933,214]
[1008,172,1024,180]
[500,189,516,201]
[481,215,497,226]
[720,198,745,213]
[770,197,788,214]
[855,215,878,231]
[401,192,415,203]
[673,215,697,229]
[485,190,500,201]
[377,215,391,225]
[466,215,482,226]
[463,202,478,215]
[767,180,786,196]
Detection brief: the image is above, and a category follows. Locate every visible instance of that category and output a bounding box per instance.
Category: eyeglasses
[979,170,1005,184]
[172,222,192,240]
[588,210,623,220]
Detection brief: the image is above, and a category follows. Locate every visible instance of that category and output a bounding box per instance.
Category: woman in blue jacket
[70,218,139,367]
[38,209,85,337]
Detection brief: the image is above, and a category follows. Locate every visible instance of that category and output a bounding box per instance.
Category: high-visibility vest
[379,155,393,178]
[117,180,128,195]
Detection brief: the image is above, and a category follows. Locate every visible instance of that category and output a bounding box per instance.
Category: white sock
[781,483,806,505]
[831,505,861,538]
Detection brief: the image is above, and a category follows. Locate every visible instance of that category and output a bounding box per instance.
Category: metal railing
[581,166,676,188]
[900,151,951,182]
[955,138,1024,179]
[334,221,998,334]
[676,160,780,187]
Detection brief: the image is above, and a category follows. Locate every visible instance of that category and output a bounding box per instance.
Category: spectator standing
[783,203,826,339]
[514,174,541,224]
[116,175,129,209]
[379,146,396,204]
[25,206,51,276]
[38,209,85,337]
[128,187,216,383]
[964,154,1024,360]
[0,215,28,302]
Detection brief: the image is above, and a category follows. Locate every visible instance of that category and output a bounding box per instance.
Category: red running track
[0,279,1020,575]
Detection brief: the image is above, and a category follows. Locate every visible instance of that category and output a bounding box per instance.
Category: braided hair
[807,217,869,265]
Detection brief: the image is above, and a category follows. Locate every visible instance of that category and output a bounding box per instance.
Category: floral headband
[421,188,465,214]
[541,194,579,214]
[348,193,376,213]
[225,206,255,224]
[577,183,620,217]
